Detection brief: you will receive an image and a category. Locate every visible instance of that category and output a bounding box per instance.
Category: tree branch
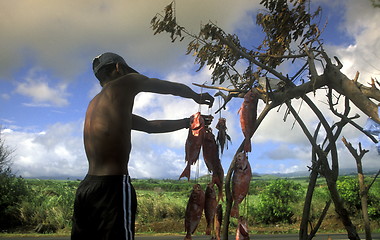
[192,83,241,93]
[367,169,380,191]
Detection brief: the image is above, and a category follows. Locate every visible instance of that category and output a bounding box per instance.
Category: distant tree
[253,179,302,224]
[0,128,13,174]
[0,128,28,230]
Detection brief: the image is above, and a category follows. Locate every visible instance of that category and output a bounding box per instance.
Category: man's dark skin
[84,62,214,176]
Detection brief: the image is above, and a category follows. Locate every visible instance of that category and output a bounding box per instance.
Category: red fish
[213,204,223,240]
[212,161,224,202]
[180,112,205,180]
[202,127,224,201]
[215,118,231,155]
[202,127,219,173]
[235,216,250,240]
[238,89,259,152]
[204,183,218,235]
[184,184,205,240]
[231,152,252,218]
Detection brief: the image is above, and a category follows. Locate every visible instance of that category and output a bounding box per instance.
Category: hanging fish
[235,216,250,240]
[202,127,219,173]
[238,89,259,152]
[231,152,252,218]
[184,184,205,240]
[215,118,231,155]
[212,162,224,202]
[213,204,223,240]
[204,183,217,235]
[202,127,224,201]
[180,112,205,180]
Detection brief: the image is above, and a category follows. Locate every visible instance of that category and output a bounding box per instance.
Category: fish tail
[206,226,211,235]
[184,233,192,240]
[218,190,224,202]
[179,164,191,181]
[243,138,251,152]
[231,203,239,218]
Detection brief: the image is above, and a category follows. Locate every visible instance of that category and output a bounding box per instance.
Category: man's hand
[197,92,214,108]
[202,114,214,126]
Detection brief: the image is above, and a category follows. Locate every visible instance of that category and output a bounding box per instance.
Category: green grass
[1,175,379,236]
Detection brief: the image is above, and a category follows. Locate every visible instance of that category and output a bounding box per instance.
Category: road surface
[1,233,380,240]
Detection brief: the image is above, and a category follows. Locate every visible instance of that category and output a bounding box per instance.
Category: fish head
[191,184,206,206]
[190,112,204,129]
[190,112,205,136]
[235,152,248,170]
[206,183,216,196]
[204,127,213,136]
[204,127,216,143]
[193,183,202,191]
[238,216,249,236]
[216,118,227,130]
[243,91,252,104]
[243,88,260,105]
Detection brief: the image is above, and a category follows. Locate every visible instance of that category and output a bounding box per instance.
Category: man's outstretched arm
[135,76,214,108]
[132,114,213,133]
[132,115,189,133]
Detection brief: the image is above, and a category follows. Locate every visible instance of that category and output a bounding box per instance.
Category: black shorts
[71,175,137,240]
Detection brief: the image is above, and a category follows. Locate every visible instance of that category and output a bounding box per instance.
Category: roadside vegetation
[1,175,379,236]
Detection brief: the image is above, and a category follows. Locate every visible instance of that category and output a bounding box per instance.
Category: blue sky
[1,0,379,179]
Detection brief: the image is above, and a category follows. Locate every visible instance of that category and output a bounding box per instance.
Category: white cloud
[0,0,260,80]
[1,93,10,100]
[15,68,69,107]
[129,148,188,179]
[2,122,87,178]
[324,0,380,83]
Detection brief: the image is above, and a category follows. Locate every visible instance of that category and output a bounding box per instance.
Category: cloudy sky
[1,0,379,179]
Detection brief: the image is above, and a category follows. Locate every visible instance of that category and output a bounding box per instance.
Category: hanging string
[198,83,204,113]
[195,158,200,183]
[247,155,250,218]
[198,81,210,114]
[218,95,222,119]
[244,191,250,219]
[243,154,250,220]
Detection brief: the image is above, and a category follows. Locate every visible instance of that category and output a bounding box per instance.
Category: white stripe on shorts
[123,175,133,239]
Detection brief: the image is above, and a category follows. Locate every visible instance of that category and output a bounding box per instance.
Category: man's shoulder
[101,73,151,95]
[112,73,149,85]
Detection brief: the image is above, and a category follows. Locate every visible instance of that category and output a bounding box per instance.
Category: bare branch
[304,45,319,94]
[192,83,240,93]
[307,200,332,240]
[328,91,379,144]
[367,169,380,190]
[342,137,369,159]
[353,71,359,83]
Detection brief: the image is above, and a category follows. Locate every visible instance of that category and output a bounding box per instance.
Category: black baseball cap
[92,52,138,75]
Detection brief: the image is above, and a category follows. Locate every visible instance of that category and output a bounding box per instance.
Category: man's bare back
[83,75,136,176]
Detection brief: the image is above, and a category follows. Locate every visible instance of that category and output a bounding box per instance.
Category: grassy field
[1,174,380,236]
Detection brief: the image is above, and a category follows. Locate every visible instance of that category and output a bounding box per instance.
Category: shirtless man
[71,52,214,240]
